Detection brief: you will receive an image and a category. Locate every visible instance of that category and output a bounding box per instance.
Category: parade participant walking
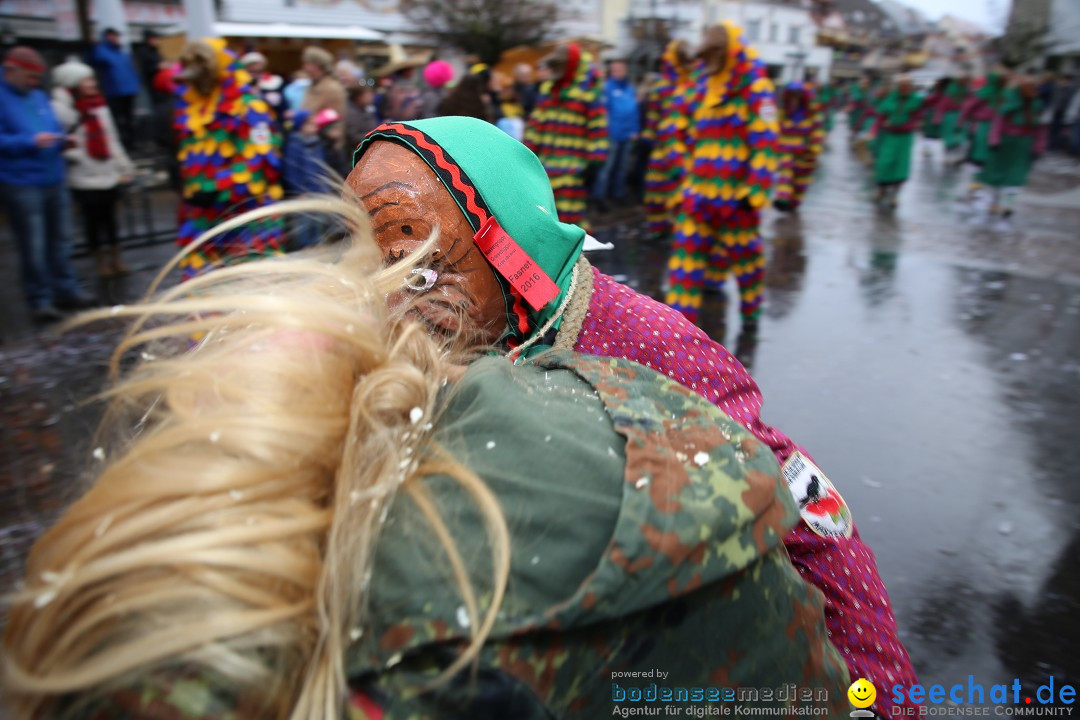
[174,38,283,279]
[773,81,825,212]
[978,75,1047,229]
[50,61,135,278]
[0,46,93,323]
[920,77,948,157]
[524,42,608,229]
[938,75,970,163]
[642,40,695,242]
[872,76,925,209]
[958,70,1009,203]
[817,80,839,133]
[89,27,141,147]
[345,116,920,713]
[665,22,778,331]
[848,77,870,138]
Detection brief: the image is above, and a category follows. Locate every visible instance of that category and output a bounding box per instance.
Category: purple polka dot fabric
[574,269,919,711]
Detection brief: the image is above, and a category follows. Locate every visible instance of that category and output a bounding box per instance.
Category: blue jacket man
[604,70,641,142]
[593,60,640,202]
[90,28,140,145]
[0,47,90,322]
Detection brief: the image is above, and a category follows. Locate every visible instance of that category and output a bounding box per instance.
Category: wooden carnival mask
[700,23,731,74]
[178,41,219,97]
[346,141,507,345]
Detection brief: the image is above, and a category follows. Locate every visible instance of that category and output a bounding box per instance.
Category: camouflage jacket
[347,352,850,719]
[67,352,849,719]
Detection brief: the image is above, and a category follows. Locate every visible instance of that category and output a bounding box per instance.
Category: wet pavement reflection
[2,124,1080,700]
[587,131,1080,695]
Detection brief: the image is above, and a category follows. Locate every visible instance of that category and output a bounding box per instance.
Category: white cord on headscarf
[505,261,580,362]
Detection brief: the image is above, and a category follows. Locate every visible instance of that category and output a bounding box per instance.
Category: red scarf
[74,94,111,161]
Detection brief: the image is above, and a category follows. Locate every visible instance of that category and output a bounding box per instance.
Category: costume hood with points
[355,116,586,352]
[175,38,283,278]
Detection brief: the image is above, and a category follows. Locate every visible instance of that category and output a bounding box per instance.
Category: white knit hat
[52,60,95,89]
[241,51,267,67]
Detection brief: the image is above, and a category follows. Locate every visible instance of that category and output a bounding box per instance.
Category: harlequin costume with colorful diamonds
[642,40,695,242]
[174,39,283,279]
[773,81,825,211]
[523,43,607,230]
[665,22,779,326]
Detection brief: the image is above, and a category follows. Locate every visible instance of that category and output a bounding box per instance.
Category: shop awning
[213,22,385,42]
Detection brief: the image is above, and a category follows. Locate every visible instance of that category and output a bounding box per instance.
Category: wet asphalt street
[2,121,1080,702]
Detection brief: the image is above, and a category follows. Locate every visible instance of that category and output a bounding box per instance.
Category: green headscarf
[997,86,1043,126]
[354,117,586,349]
[977,72,1007,106]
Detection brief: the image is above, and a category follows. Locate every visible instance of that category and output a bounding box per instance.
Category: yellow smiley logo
[848,678,877,709]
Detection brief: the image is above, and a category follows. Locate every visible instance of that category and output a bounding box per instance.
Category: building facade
[610,0,832,84]
[1003,0,1080,72]
[702,0,833,83]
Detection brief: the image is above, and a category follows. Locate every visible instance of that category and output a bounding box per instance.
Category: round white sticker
[759,99,778,125]
[781,451,854,539]
[250,122,272,146]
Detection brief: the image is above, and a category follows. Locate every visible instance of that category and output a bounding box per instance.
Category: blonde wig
[1,197,511,718]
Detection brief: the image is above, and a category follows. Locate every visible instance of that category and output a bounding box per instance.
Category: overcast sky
[886,0,1009,33]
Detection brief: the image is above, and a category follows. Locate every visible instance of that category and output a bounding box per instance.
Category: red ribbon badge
[473,215,561,311]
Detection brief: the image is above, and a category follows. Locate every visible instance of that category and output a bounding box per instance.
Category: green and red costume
[921,85,946,139]
[936,78,970,151]
[978,87,1047,189]
[873,88,925,186]
[960,72,1008,166]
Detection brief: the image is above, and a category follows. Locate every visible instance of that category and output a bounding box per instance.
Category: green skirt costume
[977,133,1037,188]
[967,120,993,165]
[941,110,964,149]
[874,131,916,185]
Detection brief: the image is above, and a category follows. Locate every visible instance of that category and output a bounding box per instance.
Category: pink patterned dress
[573,269,918,713]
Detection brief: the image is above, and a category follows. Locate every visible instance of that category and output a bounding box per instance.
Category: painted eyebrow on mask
[361,181,416,203]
